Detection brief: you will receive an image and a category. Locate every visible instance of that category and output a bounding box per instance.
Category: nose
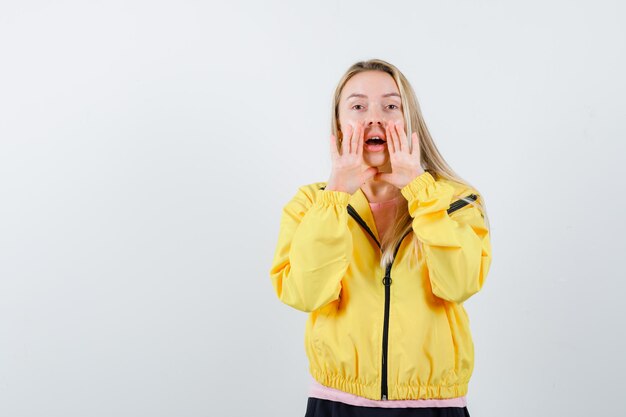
[366,119,385,128]
[365,112,386,129]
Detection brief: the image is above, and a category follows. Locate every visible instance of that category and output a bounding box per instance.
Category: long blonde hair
[330,58,491,268]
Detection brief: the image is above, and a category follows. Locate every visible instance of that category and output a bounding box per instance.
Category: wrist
[325,180,351,194]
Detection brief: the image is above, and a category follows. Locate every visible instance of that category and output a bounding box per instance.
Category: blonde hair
[330,58,491,268]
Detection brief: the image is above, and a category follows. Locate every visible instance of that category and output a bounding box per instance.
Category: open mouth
[364,135,387,152]
[365,136,386,145]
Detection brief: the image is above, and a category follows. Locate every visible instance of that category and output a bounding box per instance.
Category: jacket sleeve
[400,171,492,304]
[269,186,353,313]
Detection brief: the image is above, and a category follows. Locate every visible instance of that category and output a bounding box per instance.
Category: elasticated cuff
[400,171,436,201]
[316,189,351,207]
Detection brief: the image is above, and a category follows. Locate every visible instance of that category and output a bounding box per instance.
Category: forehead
[341,71,400,100]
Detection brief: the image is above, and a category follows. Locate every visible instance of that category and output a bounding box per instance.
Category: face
[337,70,405,168]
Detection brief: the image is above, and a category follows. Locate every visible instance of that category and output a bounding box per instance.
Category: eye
[387,104,399,110]
[351,104,364,110]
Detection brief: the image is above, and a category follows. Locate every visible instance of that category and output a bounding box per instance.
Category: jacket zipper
[381,263,392,399]
[380,230,410,399]
[346,202,410,400]
[320,186,478,400]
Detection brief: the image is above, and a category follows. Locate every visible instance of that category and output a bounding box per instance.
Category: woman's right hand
[326,120,378,195]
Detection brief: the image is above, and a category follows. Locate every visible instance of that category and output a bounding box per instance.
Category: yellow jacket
[269,171,492,401]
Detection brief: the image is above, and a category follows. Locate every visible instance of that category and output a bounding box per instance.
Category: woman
[269,59,492,417]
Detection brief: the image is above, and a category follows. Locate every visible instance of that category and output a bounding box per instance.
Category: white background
[1,1,625,416]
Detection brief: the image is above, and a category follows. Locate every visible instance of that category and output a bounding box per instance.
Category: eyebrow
[345,92,401,101]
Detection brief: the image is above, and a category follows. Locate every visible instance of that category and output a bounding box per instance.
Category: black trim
[448,194,478,214]
[347,205,380,248]
[320,186,381,248]
[318,185,478,400]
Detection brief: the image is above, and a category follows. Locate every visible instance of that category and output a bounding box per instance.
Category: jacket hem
[311,368,379,400]
[311,368,469,401]
[390,381,469,400]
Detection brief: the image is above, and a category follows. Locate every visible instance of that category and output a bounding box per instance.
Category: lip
[364,141,387,152]
[365,131,387,142]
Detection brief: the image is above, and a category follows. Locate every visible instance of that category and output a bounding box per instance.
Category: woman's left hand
[374,120,425,189]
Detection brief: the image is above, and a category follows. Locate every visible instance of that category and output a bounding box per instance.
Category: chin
[363,154,388,167]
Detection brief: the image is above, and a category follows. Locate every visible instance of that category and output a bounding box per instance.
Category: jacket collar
[318,182,480,262]
[319,184,381,247]
[349,187,381,244]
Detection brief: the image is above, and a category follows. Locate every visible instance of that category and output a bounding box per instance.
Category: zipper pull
[382,264,392,286]
[382,394,387,400]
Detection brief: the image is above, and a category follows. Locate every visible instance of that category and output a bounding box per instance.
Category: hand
[374,120,425,189]
[326,120,378,195]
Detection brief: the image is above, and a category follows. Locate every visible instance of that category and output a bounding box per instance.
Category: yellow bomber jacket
[269,171,492,401]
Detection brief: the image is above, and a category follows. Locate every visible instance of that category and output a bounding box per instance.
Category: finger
[411,131,419,155]
[342,123,352,156]
[357,120,365,155]
[356,121,364,158]
[362,166,377,182]
[376,172,391,183]
[389,120,400,153]
[393,121,403,153]
[352,120,362,154]
[349,121,356,154]
[385,120,395,154]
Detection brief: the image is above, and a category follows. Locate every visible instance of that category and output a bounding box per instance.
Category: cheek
[392,118,407,132]
[339,115,359,125]
[338,117,359,135]
[338,107,363,125]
